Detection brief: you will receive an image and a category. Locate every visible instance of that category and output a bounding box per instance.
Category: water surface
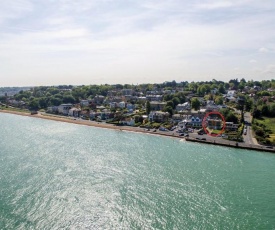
[0,113,275,229]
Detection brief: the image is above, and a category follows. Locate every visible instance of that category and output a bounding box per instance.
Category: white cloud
[259,47,269,53]
[46,28,90,39]
[0,0,33,24]
[45,16,73,27]
[0,0,275,86]
[263,64,275,74]
[196,1,234,10]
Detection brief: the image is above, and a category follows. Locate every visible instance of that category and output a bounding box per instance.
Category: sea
[0,113,275,230]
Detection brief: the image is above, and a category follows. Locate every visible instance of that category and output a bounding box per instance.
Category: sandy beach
[0,109,180,139]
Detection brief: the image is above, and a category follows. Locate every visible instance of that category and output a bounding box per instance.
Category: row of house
[176,114,239,131]
[44,86,240,128]
[47,101,238,129]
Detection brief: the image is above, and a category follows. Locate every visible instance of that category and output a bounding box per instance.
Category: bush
[134,122,141,127]
[238,123,244,135]
[255,129,265,137]
[255,136,271,145]
[152,122,161,128]
[265,139,271,145]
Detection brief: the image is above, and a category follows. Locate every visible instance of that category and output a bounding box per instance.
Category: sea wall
[185,137,275,153]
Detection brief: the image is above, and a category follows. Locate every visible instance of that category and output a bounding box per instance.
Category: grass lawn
[254,117,275,142]
[0,106,30,113]
[255,117,275,133]
[269,134,275,142]
[206,128,222,134]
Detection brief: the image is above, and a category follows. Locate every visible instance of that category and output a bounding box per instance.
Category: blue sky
[0,0,275,86]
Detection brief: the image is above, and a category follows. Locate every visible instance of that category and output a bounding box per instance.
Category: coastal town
[1,79,275,151]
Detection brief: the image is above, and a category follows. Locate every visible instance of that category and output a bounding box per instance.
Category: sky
[0,0,275,87]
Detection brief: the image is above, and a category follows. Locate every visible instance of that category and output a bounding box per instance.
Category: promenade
[185,137,275,153]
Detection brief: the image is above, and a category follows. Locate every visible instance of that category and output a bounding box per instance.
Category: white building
[68,108,81,117]
[176,102,190,112]
[150,101,167,111]
[227,90,236,97]
[80,100,89,107]
[149,111,169,122]
[225,122,239,131]
[178,116,202,129]
[58,104,73,115]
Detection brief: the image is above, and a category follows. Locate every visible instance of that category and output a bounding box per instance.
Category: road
[243,112,258,145]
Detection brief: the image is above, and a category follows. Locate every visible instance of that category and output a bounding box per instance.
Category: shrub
[134,122,141,127]
[255,129,265,137]
[265,139,271,145]
[256,136,265,143]
[152,123,161,128]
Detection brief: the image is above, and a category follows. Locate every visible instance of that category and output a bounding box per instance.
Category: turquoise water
[0,113,275,229]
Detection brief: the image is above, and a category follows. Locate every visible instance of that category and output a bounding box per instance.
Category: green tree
[197,85,210,96]
[191,98,200,110]
[268,103,275,117]
[214,96,223,105]
[172,97,180,108]
[237,96,245,122]
[50,97,62,106]
[146,101,151,115]
[38,97,48,109]
[252,108,261,118]
[174,92,186,103]
[255,129,265,137]
[225,112,238,123]
[220,108,238,123]
[261,105,269,116]
[218,84,225,94]
[63,95,76,104]
[245,98,253,112]
[163,106,173,116]
[47,87,60,95]
[163,94,173,101]
[166,100,174,108]
[238,82,245,91]
[224,83,230,90]
[29,98,40,110]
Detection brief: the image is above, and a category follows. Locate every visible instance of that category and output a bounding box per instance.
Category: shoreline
[1,109,274,153]
[0,109,183,140]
